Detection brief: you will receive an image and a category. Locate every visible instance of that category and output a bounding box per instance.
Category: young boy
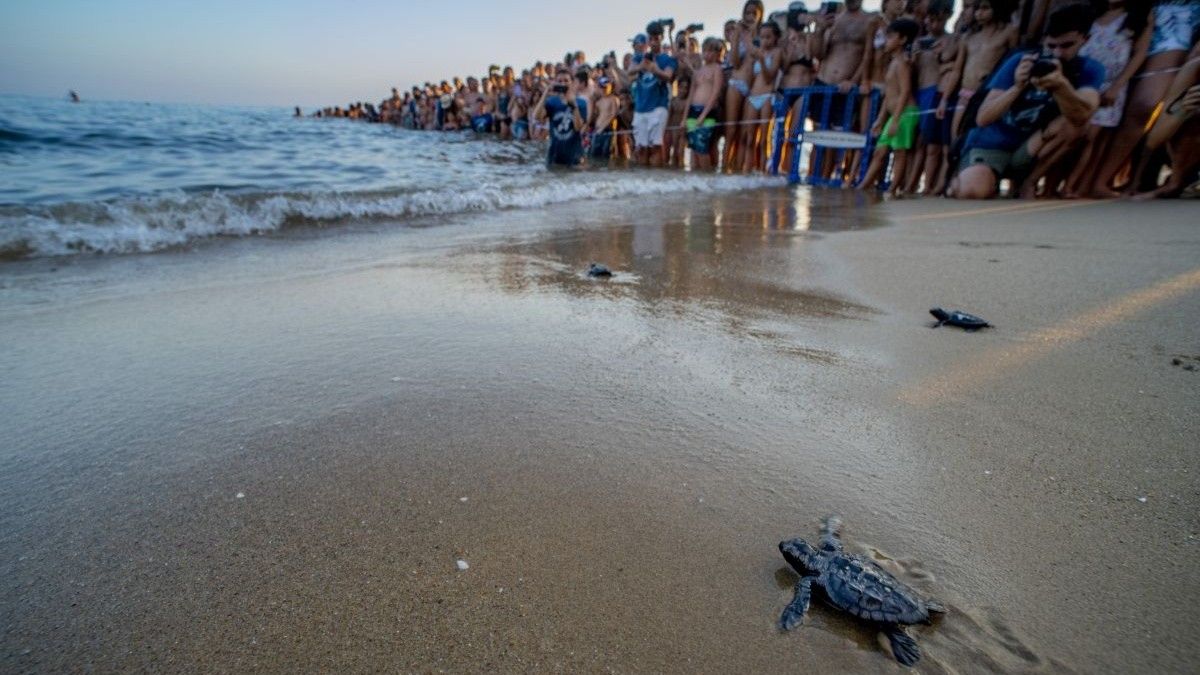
[945,0,1018,141]
[907,1,955,193]
[856,18,922,194]
[591,76,620,162]
[687,38,727,171]
[666,76,692,168]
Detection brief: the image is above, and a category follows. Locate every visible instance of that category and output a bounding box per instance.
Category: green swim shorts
[876,105,921,151]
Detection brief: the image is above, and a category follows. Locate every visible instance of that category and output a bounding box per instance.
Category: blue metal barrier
[768,86,884,186]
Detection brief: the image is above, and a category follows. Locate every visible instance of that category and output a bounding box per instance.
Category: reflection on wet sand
[464,189,882,357]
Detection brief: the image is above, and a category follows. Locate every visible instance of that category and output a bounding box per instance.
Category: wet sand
[1,189,1197,673]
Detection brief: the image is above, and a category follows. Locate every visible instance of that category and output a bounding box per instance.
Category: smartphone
[552,84,568,95]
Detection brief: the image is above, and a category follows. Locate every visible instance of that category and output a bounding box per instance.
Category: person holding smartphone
[631,22,678,167]
[535,69,588,168]
[951,3,1103,199]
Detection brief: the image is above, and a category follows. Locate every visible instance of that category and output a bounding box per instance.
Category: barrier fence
[768,85,884,186]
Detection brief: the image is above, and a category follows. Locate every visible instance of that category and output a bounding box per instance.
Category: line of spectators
[302,0,1200,200]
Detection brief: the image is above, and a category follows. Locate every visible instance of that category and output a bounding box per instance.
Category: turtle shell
[820,554,929,625]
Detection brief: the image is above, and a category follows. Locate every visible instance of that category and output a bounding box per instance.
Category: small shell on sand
[456,560,470,571]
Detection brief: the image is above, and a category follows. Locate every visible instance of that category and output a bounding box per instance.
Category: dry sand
[1,189,1197,673]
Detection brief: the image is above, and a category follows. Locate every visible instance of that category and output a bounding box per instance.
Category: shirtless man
[946,0,1018,141]
[813,0,874,129]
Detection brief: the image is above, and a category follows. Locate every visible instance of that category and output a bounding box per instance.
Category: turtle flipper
[780,577,813,630]
[884,626,921,667]
[819,515,844,552]
[925,598,947,615]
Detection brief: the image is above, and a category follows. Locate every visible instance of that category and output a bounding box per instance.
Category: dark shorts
[685,105,717,154]
[471,114,494,133]
[547,138,583,167]
[590,131,613,160]
[807,79,850,129]
[959,143,1035,180]
[919,91,952,146]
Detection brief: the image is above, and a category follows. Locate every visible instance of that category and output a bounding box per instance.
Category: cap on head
[631,33,649,45]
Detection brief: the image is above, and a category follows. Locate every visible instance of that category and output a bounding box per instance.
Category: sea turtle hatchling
[778,516,944,667]
[587,263,613,278]
[930,307,990,330]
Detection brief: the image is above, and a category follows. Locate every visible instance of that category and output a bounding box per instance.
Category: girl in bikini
[726,0,765,171]
[779,11,817,173]
[740,21,784,173]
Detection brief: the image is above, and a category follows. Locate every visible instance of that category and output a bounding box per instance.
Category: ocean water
[0,95,781,260]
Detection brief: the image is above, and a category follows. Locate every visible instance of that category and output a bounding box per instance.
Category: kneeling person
[952,4,1103,199]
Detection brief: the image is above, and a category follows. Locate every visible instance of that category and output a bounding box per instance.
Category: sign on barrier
[768,86,884,187]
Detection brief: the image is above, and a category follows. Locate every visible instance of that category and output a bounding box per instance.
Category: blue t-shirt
[632,52,677,113]
[544,95,589,166]
[545,95,588,140]
[966,51,1105,151]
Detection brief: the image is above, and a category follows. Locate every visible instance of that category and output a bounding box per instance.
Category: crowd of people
[303,0,1200,200]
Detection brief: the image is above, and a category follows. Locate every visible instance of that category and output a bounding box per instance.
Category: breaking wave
[0,174,783,260]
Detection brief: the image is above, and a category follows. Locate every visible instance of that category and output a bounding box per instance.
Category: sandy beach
[1,188,1197,673]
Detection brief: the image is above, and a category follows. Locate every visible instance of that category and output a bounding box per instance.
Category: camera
[658,17,675,30]
[753,38,762,48]
[1030,53,1058,78]
[552,84,568,94]
[684,23,704,33]
[916,36,936,49]
[787,2,810,30]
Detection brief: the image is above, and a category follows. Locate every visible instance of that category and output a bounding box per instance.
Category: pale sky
[1,0,886,107]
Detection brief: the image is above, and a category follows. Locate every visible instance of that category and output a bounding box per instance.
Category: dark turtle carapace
[587,263,613,278]
[778,516,944,667]
[930,307,990,330]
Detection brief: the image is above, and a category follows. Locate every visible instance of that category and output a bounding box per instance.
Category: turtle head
[779,538,820,573]
[930,307,949,322]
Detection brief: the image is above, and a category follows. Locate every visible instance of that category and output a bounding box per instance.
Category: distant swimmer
[68,90,80,103]
[294,106,302,117]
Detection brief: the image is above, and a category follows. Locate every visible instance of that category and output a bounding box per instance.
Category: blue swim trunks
[591,130,613,160]
[685,105,717,154]
[471,114,494,133]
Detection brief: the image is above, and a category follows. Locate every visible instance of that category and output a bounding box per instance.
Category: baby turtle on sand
[930,307,990,330]
[779,516,944,667]
[587,263,613,278]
